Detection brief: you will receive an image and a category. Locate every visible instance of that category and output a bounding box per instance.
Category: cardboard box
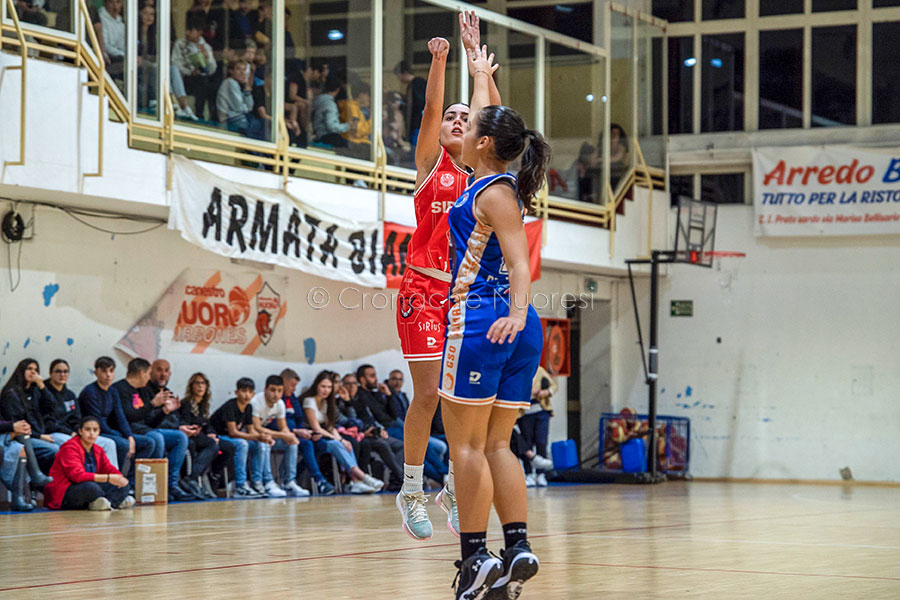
[135,458,168,505]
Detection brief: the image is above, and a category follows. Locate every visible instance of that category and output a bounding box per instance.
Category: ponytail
[516,129,551,212]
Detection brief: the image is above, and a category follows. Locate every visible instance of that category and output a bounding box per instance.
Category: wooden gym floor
[1,481,898,599]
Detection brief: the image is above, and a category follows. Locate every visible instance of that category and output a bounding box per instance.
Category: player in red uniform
[396,11,502,541]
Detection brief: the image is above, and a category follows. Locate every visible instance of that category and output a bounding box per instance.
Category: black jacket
[147,381,181,430]
[112,379,165,434]
[0,385,52,435]
[177,400,210,432]
[353,387,396,428]
[42,384,81,435]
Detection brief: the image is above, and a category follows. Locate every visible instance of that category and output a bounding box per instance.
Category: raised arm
[467,44,499,126]
[460,11,502,106]
[415,37,451,179]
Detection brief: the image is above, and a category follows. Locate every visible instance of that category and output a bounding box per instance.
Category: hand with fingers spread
[459,10,481,53]
[428,36,450,61]
[467,44,498,79]
[486,314,526,345]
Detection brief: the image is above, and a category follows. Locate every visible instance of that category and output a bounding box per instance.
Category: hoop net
[706,251,746,292]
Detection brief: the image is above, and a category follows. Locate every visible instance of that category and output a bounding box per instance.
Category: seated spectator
[186,0,226,55]
[0,358,61,474]
[172,14,216,120]
[574,141,601,203]
[393,60,426,149]
[137,0,158,113]
[42,358,119,469]
[348,377,404,492]
[300,371,381,494]
[178,372,221,498]
[78,356,155,487]
[98,0,126,82]
[217,59,255,134]
[338,82,373,159]
[15,0,48,29]
[385,369,448,486]
[356,364,399,428]
[251,0,272,48]
[44,417,135,511]
[228,0,254,48]
[209,377,269,498]
[282,369,335,495]
[334,372,360,427]
[112,358,197,501]
[312,76,352,148]
[519,365,556,487]
[251,375,308,497]
[0,418,52,511]
[610,122,630,190]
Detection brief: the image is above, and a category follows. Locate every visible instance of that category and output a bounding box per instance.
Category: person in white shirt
[98,0,126,81]
[250,375,308,497]
[171,14,217,120]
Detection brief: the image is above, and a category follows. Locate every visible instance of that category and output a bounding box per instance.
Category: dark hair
[78,415,101,430]
[127,358,151,376]
[610,122,628,145]
[95,356,115,370]
[185,372,211,419]
[186,13,206,32]
[389,369,403,377]
[49,359,70,374]
[394,60,412,75]
[475,105,551,212]
[298,371,337,428]
[443,102,469,115]
[355,82,371,98]
[323,75,344,94]
[1,358,38,400]
[355,364,374,382]
[265,375,284,388]
[280,368,300,382]
[236,377,255,391]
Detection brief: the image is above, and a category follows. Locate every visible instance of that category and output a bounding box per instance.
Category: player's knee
[411,391,440,413]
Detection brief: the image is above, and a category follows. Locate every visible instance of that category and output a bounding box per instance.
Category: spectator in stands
[312,76,353,148]
[574,140,601,203]
[217,59,255,134]
[300,371,381,494]
[393,60,426,149]
[1,358,60,473]
[610,123,629,190]
[386,370,409,428]
[98,0,126,82]
[112,358,197,501]
[338,82,373,159]
[228,0,254,47]
[186,0,226,54]
[285,59,317,147]
[355,364,399,428]
[281,369,336,495]
[44,416,135,511]
[78,356,155,487]
[249,68,272,141]
[333,372,360,427]
[518,365,556,487]
[42,359,119,469]
[382,90,409,165]
[15,0,48,27]
[251,0,272,49]
[0,416,48,511]
[350,380,404,492]
[137,0,158,112]
[173,14,216,120]
[209,377,269,498]
[250,375,308,497]
[178,372,220,498]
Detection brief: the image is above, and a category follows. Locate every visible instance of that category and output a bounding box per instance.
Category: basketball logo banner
[115,268,288,360]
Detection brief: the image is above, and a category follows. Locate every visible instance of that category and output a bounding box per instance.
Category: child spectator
[281,369,336,495]
[209,377,270,497]
[300,371,382,494]
[251,375,308,497]
[338,82,373,159]
[172,14,217,120]
[312,76,353,148]
[217,59,255,134]
[77,356,155,486]
[178,372,220,498]
[42,358,119,469]
[44,416,135,511]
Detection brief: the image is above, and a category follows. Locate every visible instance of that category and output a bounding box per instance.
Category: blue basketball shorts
[438,296,543,410]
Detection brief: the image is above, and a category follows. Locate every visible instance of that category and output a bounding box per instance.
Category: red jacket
[45,436,121,509]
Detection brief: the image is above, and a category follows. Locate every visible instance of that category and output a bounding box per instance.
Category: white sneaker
[89,497,112,511]
[284,480,310,497]
[363,475,384,492]
[265,482,287,498]
[536,473,548,487]
[532,455,554,471]
[348,480,376,494]
[525,474,536,488]
[175,105,200,121]
[250,481,267,496]
[118,495,136,509]
[436,486,460,538]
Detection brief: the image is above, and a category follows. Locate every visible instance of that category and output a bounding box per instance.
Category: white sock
[402,463,424,494]
[447,460,455,495]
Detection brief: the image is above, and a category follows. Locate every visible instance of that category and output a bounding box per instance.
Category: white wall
[612,205,900,482]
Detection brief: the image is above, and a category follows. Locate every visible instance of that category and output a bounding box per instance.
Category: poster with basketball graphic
[115,269,288,360]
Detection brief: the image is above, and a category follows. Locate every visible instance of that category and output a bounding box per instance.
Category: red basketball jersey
[407,146,469,280]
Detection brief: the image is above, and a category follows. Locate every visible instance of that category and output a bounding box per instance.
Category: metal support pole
[647,250,660,479]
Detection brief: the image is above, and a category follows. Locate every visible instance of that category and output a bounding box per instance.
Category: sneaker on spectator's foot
[531,455,553,472]
[348,480,376,494]
[314,477,336,496]
[250,481,267,496]
[396,491,433,541]
[284,480,310,497]
[453,548,503,600]
[535,473,548,487]
[170,483,196,502]
[363,475,384,492]
[180,478,207,500]
[436,485,460,537]
[175,105,199,121]
[524,474,536,488]
[264,481,287,497]
[89,497,112,511]
[484,540,539,600]
[234,483,263,498]
[117,496,136,510]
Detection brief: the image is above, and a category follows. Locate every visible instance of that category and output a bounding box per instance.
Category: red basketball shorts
[396,268,450,362]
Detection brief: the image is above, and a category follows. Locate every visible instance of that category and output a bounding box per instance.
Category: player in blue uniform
[439,44,551,600]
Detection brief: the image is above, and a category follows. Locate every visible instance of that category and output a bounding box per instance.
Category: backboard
[672,195,717,267]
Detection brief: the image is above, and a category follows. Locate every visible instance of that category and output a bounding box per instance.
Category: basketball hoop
[705,251,746,291]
